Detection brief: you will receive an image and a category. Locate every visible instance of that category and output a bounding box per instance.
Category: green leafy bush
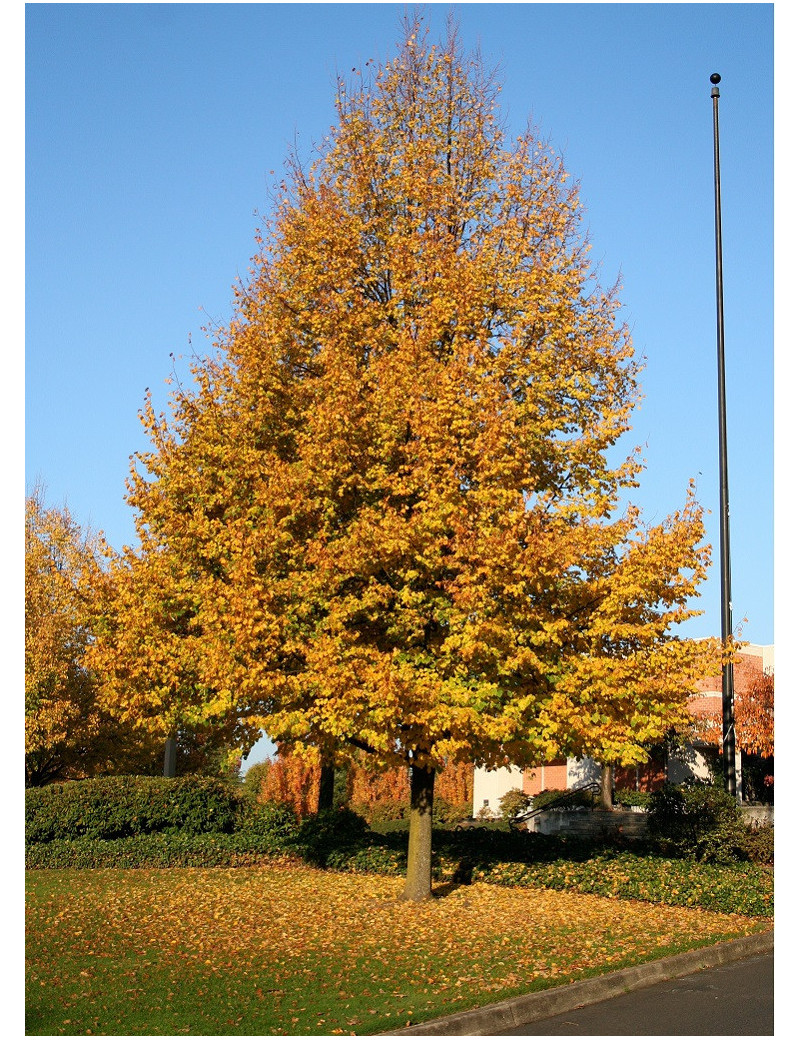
[648,782,739,844]
[240,762,271,804]
[349,797,470,827]
[734,824,774,866]
[432,797,472,826]
[497,788,532,821]
[646,782,769,865]
[614,787,651,808]
[25,775,242,843]
[351,799,407,824]
[325,843,407,875]
[25,831,296,869]
[470,852,773,917]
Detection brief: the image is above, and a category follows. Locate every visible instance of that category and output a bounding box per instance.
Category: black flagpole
[710,72,737,799]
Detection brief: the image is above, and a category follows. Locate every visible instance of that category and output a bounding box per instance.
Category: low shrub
[234,800,302,845]
[528,787,595,812]
[25,775,242,843]
[736,824,774,866]
[348,797,470,826]
[614,787,651,809]
[648,782,739,844]
[691,818,774,867]
[470,851,773,917]
[25,831,297,870]
[646,782,772,866]
[325,843,407,876]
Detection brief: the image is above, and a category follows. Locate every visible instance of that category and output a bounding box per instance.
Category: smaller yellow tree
[25,489,107,785]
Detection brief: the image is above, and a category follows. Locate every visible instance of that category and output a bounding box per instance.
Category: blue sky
[25,4,774,682]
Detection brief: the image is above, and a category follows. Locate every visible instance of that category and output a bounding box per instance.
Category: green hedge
[25,832,295,869]
[25,775,242,842]
[528,787,596,811]
[614,787,651,808]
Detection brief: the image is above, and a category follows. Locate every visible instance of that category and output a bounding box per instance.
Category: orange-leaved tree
[247,750,322,818]
[93,19,717,899]
[348,755,473,819]
[736,670,774,758]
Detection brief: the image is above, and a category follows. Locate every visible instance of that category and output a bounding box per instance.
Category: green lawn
[26,864,771,1036]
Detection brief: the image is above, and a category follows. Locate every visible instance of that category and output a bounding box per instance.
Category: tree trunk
[317,763,335,812]
[402,763,436,901]
[163,735,177,778]
[599,763,614,810]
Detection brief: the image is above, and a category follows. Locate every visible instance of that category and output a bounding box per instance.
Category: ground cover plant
[26,863,770,1037]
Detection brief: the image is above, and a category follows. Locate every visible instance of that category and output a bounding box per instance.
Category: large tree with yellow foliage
[92,20,718,899]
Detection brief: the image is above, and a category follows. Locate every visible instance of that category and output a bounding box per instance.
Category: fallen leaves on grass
[26,864,768,1036]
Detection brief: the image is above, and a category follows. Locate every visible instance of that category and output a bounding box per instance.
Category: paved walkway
[385,930,773,1037]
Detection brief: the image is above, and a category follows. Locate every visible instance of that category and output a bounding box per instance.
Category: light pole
[710,72,737,798]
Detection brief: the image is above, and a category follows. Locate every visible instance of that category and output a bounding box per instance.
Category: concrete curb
[380,929,774,1036]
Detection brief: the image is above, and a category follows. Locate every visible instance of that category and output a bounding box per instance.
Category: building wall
[522,760,568,795]
[472,763,523,817]
[614,756,667,792]
[666,743,743,800]
[567,757,603,788]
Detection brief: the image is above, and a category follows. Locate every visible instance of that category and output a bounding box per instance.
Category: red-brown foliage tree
[254,750,320,818]
[736,671,774,758]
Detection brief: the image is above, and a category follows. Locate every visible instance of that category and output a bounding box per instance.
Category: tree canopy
[91,20,719,897]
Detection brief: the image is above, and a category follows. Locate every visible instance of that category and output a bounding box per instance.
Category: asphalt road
[497,952,773,1036]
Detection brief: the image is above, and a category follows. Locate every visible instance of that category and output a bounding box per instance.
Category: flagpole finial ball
[710,73,721,84]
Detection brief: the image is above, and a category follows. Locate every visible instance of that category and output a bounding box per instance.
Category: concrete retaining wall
[527,808,649,838]
[527,805,773,837]
[742,804,774,829]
